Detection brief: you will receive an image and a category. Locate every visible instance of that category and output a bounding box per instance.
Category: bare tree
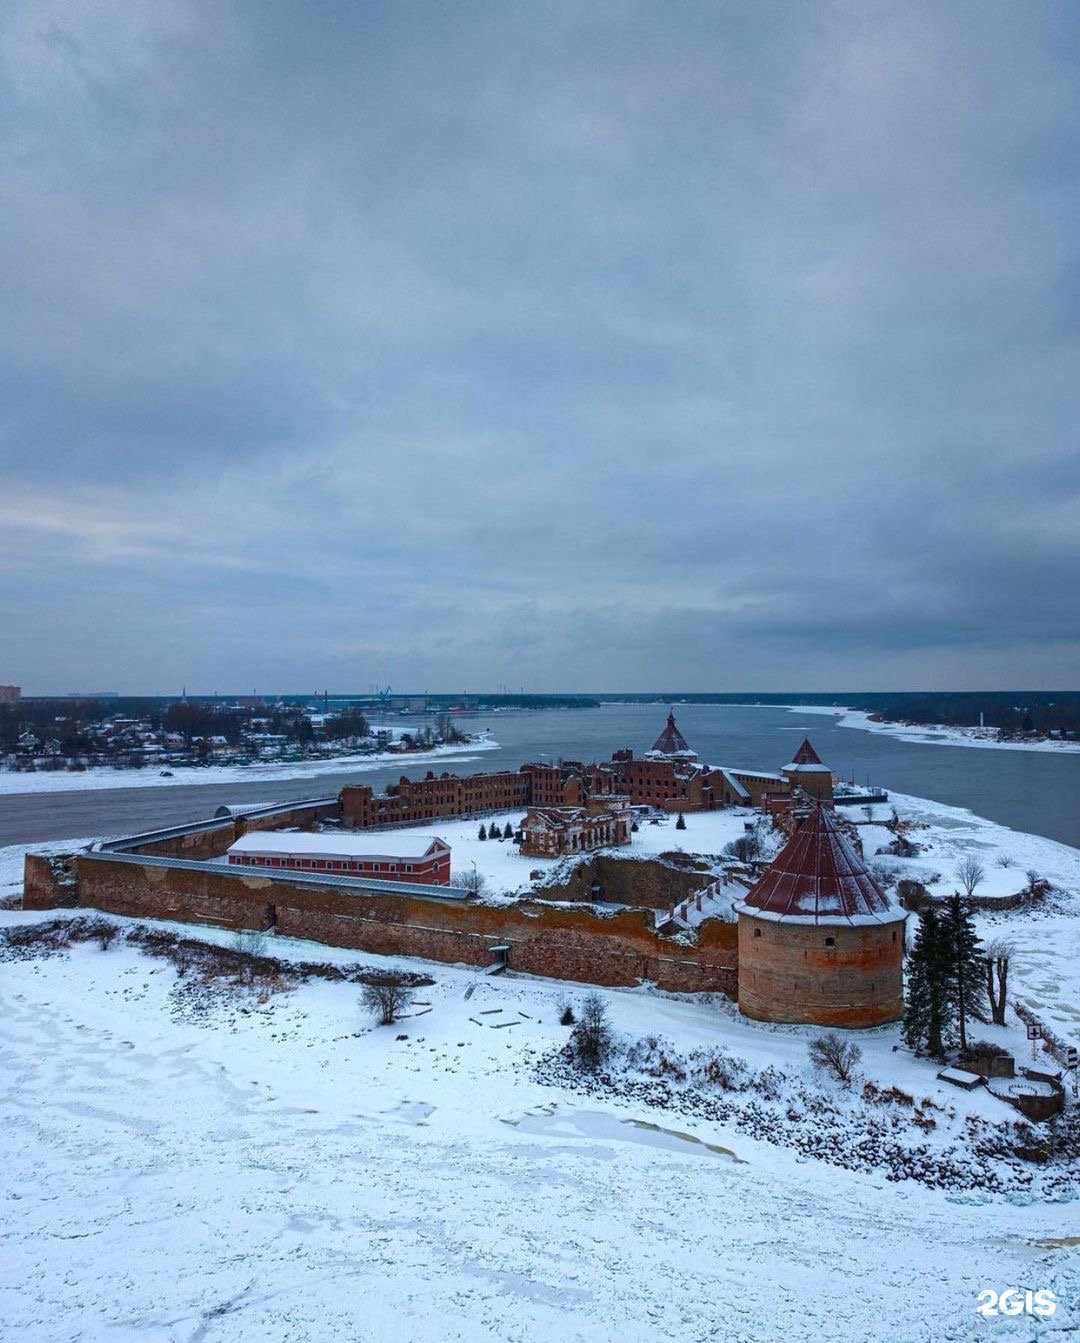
[984,940,1013,1026]
[570,993,614,1071]
[454,868,487,897]
[808,1032,862,1084]
[361,971,414,1025]
[956,857,986,900]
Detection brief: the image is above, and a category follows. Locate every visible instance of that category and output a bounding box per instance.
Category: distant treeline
[593,691,1080,737]
[839,691,1080,737]
[9,690,1078,740]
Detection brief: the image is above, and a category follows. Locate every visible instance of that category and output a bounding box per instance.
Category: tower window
[753,928,762,939]
[824,936,835,947]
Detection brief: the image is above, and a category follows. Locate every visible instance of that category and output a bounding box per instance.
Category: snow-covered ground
[791,705,1080,754]
[0,739,499,796]
[4,789,1080,1341]
[422,807,760,901]
[2,916,1078,1343]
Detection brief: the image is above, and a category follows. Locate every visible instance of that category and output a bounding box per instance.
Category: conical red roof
[739,805,898,923]
[650,710,693,756]
[785,736,831,772]
[791,738,823,765]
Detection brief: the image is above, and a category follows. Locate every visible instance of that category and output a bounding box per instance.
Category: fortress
[23,712,903,1028]
[340,709,835,830]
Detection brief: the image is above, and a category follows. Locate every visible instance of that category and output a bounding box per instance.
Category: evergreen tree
[941,891,988,1053]
[503,822,515,840]
[675,812,686,830]
[903,907,953,1057]
[478,824,487,841]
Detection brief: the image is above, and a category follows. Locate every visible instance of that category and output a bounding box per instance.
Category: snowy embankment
[0,737,499,796]
[790,704,1080,754]
[1,914,1078,1343]
[853,790,1080,1050]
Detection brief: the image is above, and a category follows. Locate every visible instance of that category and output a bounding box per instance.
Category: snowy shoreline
[786,704,1080,754]
[0,738,500,796]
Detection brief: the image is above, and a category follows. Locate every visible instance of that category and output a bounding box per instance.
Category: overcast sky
[2,1,1078,695]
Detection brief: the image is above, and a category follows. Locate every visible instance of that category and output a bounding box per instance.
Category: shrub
[962,1039,1009,1059]
[95,924,120,951]
[752,1065,787,1101]
[361,971,415,1026]
[808,1032,862,1084]
[896,878,931,910]
[558,1000,576,1026]
[691,1047,751,1091]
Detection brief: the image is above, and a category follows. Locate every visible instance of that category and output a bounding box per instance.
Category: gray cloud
[1,0,1078,692]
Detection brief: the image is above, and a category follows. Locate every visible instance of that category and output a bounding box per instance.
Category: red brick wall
[75,857,276,931]
[64,852,738,995]
[737,912,904,1026]
[126,824,236,860]
[236,801,340,836]
[23,853,79,909]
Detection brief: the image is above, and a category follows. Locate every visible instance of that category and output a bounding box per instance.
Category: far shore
[0,738,500,798]
[785,705,1080,754]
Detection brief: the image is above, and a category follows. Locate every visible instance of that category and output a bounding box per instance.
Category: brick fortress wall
[64,853,737,995]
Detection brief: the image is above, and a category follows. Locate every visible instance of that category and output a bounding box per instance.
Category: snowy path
[2,942,1077,1343]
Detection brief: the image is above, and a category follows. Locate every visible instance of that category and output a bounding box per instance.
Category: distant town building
[226,831,452,885]
[0,685,20,704]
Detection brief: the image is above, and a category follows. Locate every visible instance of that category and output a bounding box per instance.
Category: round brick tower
[734,804,906,1027]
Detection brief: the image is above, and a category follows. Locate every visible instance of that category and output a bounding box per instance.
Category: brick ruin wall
[37,852,738,997]
[538,854,714,910]
[23,853,80,909]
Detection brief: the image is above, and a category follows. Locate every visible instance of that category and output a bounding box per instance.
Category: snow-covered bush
[689,1046,751,1092]
[808,1032,862,1085]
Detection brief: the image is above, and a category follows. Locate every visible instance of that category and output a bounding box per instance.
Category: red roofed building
[227,831,452,885]
[780,737,834,804]
[733,804,906,1027]
[646,710,697,761]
